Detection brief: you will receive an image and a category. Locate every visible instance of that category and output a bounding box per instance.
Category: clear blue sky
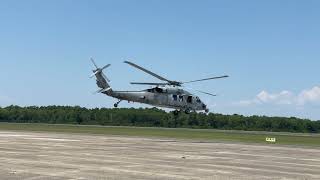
[0,0,319,120]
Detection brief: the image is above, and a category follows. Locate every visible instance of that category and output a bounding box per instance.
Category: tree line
[0,105,319,133]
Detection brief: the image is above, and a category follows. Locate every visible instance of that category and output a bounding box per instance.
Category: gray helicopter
[90,59,228,114]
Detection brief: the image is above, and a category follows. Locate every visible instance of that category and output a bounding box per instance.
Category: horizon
[0,0,319,120]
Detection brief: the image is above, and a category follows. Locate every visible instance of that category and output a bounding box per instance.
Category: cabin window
[187,96,193,103]
[179,95,184,102]
[172,95,178,101]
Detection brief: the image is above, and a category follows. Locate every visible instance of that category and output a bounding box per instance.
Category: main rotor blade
[101,64,111,70]
[195,90,217,97]
[183,75,229,84]
[90,58,98,69]
[185,87,217,97]
[124,61,172,83]
[130,82,169,86]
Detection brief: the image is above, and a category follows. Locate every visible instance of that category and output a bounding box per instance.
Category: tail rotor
[90,58,112,93]
[90,58,111,81]
[91,58,99,69]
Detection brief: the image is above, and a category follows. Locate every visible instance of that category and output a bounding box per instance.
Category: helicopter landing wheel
[184,109,191,114]
[114,100,122,108]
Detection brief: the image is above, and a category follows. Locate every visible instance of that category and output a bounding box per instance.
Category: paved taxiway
[0,131,319,180]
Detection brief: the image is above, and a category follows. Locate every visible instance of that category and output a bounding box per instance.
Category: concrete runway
[0,131,319,180]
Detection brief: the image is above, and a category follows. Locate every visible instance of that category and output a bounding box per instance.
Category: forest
[0,105,319,133]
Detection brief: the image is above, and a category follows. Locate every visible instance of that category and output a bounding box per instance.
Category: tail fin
[90,58,112,93]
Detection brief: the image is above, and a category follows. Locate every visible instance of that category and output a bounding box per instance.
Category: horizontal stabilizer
[93,87,112,94]
[100,87,112,92]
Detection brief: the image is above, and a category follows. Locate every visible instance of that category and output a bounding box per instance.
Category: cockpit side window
[196,96,201,103]
[179,95,184,102]
[172,95,178,101]
[187,96,193,103]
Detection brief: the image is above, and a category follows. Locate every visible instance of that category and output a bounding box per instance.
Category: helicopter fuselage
[104,87,208,113]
